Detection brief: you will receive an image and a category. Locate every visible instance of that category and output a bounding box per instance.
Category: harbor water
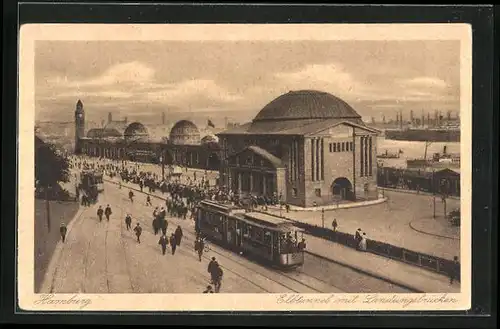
[377,137,461,169]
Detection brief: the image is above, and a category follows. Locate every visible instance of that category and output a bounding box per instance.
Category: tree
[35,136,70,232]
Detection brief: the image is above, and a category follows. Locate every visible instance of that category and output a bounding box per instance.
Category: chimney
[162,112,166,125]
[108,112,112,124]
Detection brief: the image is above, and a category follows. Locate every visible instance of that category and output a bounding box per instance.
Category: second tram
[196,200,305,269]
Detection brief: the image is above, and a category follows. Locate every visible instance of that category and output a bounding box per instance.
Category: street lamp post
[321,208,325,228]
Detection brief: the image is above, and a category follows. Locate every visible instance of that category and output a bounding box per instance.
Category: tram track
[110,198,276,293]
[105,181,344,293]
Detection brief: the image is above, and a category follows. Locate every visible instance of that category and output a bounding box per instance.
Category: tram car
[78,170,104,203]
[196,200,305,269]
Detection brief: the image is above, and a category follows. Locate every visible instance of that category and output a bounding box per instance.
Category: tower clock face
[77,113,83,119]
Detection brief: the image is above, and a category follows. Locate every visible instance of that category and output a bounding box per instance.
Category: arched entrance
[207,153,221,170]
[332,177,353,200]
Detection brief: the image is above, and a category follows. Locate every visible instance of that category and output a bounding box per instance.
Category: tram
[78,170,104,203]
[196,200,305,269]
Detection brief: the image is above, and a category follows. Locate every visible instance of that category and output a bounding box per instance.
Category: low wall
[260,211,460,280]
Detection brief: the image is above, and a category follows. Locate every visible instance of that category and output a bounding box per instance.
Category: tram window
[264,231,272,245]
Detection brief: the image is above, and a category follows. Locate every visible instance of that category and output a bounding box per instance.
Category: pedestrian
[158,234,168,255]
[119,181,122,189]
[129,190,134,203]
[161,219,168,236]
[195,237,204,262]
[297,238,306,251]
[359,232,367,251]
[332,218,338,232]
[146,195,152,206]
[210,262,223,293]
[203,285,213,293]
[449,256,460,285]
[124,213,132,231]
[170,233,177,255]
[354,228,362,250]
[97,206,104,222]
[134,223,142,243]
[59,222,67,243]
[105,204,112,221]
[174,225,183,246]
[207,257,217,282]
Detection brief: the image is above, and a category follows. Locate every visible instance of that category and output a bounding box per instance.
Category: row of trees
[35,136,71,232]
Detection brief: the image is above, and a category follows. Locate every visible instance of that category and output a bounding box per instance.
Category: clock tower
[75,99,85,154]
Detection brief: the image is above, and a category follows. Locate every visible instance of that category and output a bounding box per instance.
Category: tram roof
[239,212,302,232]
[200,200,246,213]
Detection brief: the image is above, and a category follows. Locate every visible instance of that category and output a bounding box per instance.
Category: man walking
[134,223,142,243]
[332,218,338,233]
[170,233,177,255]
[124,213,132,231]
[105,204,112,221]
[174,225,183,246]
[97,206,104,222]
[158,234,168,255]
[59,222,67,243]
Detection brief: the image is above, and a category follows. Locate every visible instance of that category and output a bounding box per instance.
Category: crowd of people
[66,155,226,292]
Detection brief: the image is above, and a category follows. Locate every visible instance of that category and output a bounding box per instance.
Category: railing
[266,211,460,280]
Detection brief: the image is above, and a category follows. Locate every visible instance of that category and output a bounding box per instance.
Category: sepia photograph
[18,23,472,311]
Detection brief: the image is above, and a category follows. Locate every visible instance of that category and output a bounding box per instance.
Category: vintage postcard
[18,23,472,312]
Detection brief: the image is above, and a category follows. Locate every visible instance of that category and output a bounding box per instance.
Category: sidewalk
[103,176,460,293]
[262,191,461,260]
[379,187,460,201]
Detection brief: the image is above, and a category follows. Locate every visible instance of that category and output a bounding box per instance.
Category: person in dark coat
[97,206,104,222]
[125,213,132,231]
[158,234,168,255]
[449,256,460,285]
[207,257,217,281]
[129,190,134,203]
[195,237,204,262]
[146,195,152,206]
[104,205,112,221]
[174,225,183,246]
[332,218,338,232]
[134,223,142,243]
[59,222,67,243]
[170,233,177,255]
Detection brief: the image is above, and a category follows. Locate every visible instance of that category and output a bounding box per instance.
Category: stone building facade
[217,90,380,207]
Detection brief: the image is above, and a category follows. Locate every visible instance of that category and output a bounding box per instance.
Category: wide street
[44,179,412,294]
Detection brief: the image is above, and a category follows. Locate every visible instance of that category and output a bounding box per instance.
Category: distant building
[74,100,221,170]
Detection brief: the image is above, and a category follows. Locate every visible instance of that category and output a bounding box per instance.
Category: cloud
[274,64,361,98]
[145,79,243,105]
[399,77,448,89]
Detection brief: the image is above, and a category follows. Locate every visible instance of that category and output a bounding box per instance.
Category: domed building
[124,122,149,142]
[217,90,380,207]
[169,120,201,146]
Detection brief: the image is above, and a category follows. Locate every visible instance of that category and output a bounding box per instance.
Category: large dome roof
[124,122,149,141]
[169,120,201,145]
[253,90,361,122]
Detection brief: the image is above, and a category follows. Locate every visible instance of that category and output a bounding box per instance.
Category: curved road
[47,180,411,294]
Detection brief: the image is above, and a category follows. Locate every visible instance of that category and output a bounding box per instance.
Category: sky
[35,40,460,126]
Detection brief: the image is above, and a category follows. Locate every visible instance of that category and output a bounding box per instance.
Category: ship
[385,127,460,142]
[377,149,403,159]
[406,144,460,170]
